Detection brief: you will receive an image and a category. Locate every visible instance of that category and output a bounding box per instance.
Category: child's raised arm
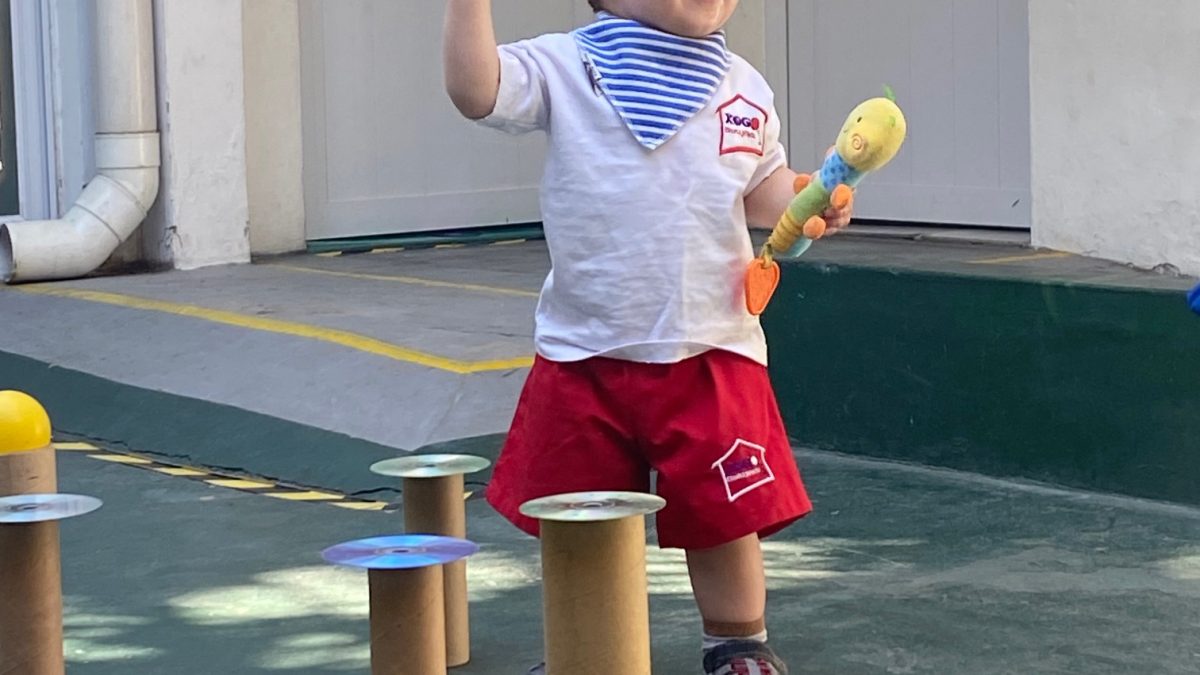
[444,0,501,119]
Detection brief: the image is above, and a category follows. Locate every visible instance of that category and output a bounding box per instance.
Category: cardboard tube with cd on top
[371,454,490,667]
[0,390,63,675]
[520,491,667,675]
[323,534,480,675]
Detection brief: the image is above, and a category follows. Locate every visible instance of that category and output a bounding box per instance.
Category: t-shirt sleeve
[477,40,551,134]
[746,104,787,193]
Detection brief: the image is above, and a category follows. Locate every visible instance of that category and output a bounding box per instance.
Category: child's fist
[822,190,854,235]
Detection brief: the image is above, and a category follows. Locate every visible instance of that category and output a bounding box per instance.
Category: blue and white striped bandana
[573,12,733,150]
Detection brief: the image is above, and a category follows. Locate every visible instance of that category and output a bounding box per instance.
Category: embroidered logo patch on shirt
[717,95,768,156]
[712,438,776,502]
[573,12,733,151]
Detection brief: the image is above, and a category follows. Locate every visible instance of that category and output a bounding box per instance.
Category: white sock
[702,629,768,652]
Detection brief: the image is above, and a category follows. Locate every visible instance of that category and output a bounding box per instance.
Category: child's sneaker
[703,639,789,675]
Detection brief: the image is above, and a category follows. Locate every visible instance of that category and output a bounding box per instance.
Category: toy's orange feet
[804,215,827,240]
[793,173,812,194]
[831,184,854,210]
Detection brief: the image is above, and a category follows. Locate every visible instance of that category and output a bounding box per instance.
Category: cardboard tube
[541,516,652,675]
[368,566,446,675]
[0,445,58,495]
[403,474,470,667]
[0,445,63,675]
[0,522,64,675]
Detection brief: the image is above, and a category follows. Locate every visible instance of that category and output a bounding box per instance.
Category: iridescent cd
[370,454,491,479]
[322,534,480,570]
[0,494,103,524]
[519,491,666,523]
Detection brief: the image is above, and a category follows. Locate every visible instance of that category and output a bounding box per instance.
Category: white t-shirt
[480,32,786,366]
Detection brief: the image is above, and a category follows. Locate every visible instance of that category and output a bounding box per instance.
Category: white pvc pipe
[1,0,160,283]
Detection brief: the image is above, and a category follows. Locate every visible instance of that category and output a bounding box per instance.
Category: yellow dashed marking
[54,442,98,451]
[207,478,276,490]
[332,501,390,511]
[267,263,539,299]
[19,286,534,374]
[491,239,528,246]
[968,251,1072,265]
[264,491,344,502]
[435,243,466,250]
[62,439,389,512]
[368,247,405,255]
[316,251,342,258]
[89,454,154,465]
[156,467,210,477]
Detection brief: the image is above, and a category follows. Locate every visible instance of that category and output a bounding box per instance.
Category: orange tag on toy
[745,258,780,315]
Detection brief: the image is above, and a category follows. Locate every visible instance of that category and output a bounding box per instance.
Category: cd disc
[519,491,666,523]
[322,534,480,570]
[370,454,491,479]
[0,494,103,524]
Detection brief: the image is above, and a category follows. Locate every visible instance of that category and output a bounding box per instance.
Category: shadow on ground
[57,449,1200,674]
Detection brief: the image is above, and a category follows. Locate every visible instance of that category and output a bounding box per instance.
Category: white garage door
[787,0,1032,228]
[299,0,593,240]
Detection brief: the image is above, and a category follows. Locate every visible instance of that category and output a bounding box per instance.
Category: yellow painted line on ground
[156,467,210,477]
[268,263,540,299]
[264,490,344,501]
[89,453,154,465]
[61,439,388,511]
[19,286,534,374]
[207,478,276,490]
[435,243,466,250]
[54,442,98,451]
[968,251,1073,265]
[332,501,390,511]
[491,239,528,246]
[368,247,405,255]
[316,251,342,258]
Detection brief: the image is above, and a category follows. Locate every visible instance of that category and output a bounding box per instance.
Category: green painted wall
[762,263,1200,504]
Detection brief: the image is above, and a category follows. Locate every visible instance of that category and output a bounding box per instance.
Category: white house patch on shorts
[716,94,768,156]
[712,438,776,502]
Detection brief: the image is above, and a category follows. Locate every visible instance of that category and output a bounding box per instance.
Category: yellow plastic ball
[0,391,52,455]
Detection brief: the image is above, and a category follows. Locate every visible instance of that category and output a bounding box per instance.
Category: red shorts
[486,349,812,549]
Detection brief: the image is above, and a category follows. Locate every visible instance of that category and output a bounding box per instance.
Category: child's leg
[686,533,766,635]
[631,350,810,673]
[689,535,790,674]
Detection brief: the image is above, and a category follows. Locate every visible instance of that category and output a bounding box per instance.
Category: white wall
[725,0,766,74]
[243,0,305,255]
[143,0,251,270]
[1030,1,1200,276]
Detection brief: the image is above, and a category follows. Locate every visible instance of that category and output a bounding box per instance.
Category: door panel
[300,0,592,239]
[787,0,1031,227]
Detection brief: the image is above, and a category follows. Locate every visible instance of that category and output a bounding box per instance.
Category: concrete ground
[1,236,1197,673]
[56,439,1200,674]
[1,236,1191,453]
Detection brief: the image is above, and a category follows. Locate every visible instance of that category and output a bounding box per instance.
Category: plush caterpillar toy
[745,87,908,315]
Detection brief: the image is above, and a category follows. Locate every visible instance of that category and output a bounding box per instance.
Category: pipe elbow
[1,167,160,283]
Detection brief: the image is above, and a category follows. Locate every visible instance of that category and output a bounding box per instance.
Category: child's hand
[819,145,853,235]
[822,198,853,235]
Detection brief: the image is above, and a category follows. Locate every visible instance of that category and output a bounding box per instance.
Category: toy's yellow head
[836,94,907,172]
